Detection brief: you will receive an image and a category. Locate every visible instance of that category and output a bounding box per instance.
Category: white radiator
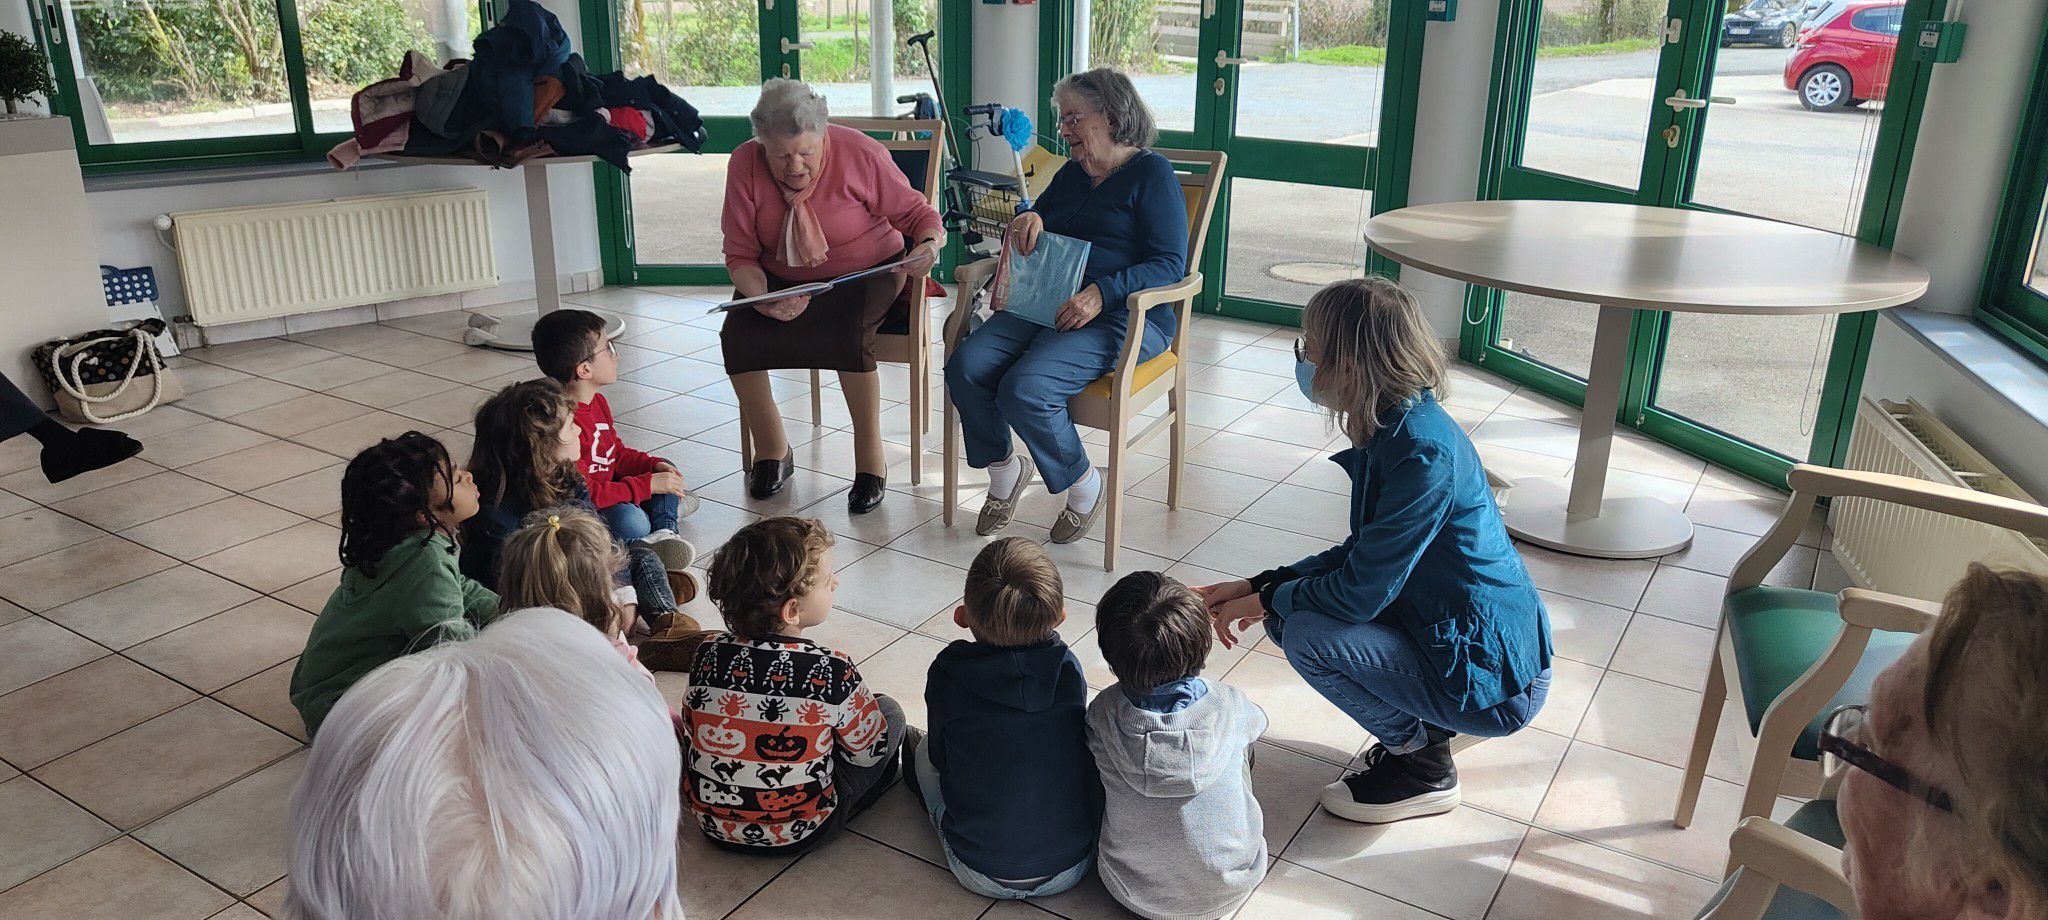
[1831,397,2048,601]
[170,189,496,326]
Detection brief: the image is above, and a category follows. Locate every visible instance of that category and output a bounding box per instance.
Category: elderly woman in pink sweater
[721,78,945,515]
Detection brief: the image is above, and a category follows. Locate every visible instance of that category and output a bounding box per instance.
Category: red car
[1783,0,1905,111]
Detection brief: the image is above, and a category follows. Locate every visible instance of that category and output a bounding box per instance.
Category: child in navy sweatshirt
[904,537,1099,899]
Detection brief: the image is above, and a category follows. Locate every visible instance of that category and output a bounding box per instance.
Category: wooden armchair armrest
[1837,588,1941,634]
[944,258,998,349]
[1727,818,1857,912]
[1785,464,2048,538]
[1125,273,1204,317]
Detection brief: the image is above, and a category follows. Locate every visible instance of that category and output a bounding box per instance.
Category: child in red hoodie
[531,309,698,547]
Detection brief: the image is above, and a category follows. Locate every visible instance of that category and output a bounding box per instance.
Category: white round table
[1363,200,1930,559]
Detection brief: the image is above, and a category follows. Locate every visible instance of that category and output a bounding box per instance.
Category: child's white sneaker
[638,531,697,571]
[678,491,702,520]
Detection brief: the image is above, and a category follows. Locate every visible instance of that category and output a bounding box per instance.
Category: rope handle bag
[40,323,168,425]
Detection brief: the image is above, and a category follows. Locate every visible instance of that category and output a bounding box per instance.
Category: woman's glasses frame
[1818,704,1956,814]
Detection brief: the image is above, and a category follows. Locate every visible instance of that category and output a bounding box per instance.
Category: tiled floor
[0,285,1851,920]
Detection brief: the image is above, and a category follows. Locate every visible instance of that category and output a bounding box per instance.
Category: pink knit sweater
[721,124,944,283]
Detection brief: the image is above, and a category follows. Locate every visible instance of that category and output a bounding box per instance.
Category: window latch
[44,2,64,44]
[1664,18,1684,43]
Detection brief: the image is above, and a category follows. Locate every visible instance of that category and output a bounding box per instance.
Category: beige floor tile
[844,780,947,869]
[388,385,492,428]
[0,458,163,506]
[1486,830,1719,920]
[1104,495,1231,560]
[1224,652,1368,767]
[0,598,26,628]
[623,322,724,358]
[1684,486,1787,538]
[1533,743,1742,878]
[228,394,373,439]
[171,361,256,394]
[1608,435,1707,484]
[1489,388,1575,423]
[1232,404,1341,450]
[246,879,288,918]
[0,619,107,696]
[181,441,341,491]
[1472,443,1574,483]
[123,496,308,562]
[727,832,992,920]
[1658,524,1760,578]
[263,354,392,391]
[1284,807,1528,920]
[856,632,952,727]
[830,549,969,629]
[33,699,298,829]
[193,339,339,376]
[52,472,233,531]
[0,836,234,920]
[213,660,307,742]
[1026,538,1180,609]
[1471,416,1580,462]
[1456,727,1573,824]
[1252,740,1348,855]
[43,565,261,650]
[1236,482,1355,544]
[412,349,533,385]
[292,320,444,354]
[129,421,277,470]
[1602,468,1701,508]
[290,411,430,459]
[193,521,342,594]
[1635,567,1728,630]
[803,490,947,553]
[0,656,198,769]
[244,464,345,519]
[1238,859,1443,920]
[1527,657,1603,738]
[0,490,30,519]
[1189,366,1295,403]
[0,508,103,568]
[324,369,462,409]
[435,427,476,468]
[805,610,913,665]
[271,569,342,614]
[1184,520,1331,579]
[136,751,306,896]
[1131,462,1279,517]
[1517,544,1655,610]
[0,776,119,890]
[618,393,745,440]
[1609,614,1716,691]
[1186,432,1319,483]
[207,903,267,920]
[82,405,213,441]
[670,822,797,919]
[1543,591,1632,668]
[126,599,316,694]
[628,356,747,394]
[1444,367,1518,413]
[0,438,39,478]
[177,378,315,420]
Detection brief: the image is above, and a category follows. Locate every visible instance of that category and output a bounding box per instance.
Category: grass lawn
[1290,44,1387,67]
[1535,36,1662,57]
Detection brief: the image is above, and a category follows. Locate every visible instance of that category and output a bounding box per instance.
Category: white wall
[1398,0,1502,339]
[969,1,1043,165]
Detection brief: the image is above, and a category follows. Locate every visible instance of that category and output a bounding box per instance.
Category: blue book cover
[994,231,1092,328]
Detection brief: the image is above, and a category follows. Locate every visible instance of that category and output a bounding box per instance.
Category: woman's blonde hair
[1917,563,2048,910]
[1300,276,1446,445]
[496,507,626,637]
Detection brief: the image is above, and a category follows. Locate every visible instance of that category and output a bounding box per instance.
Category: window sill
[1884,308,2048,432]
[81,156,405,193]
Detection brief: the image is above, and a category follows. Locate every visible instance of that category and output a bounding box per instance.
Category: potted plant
[0,30,57,116]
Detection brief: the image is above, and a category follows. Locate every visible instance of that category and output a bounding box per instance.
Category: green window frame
[1978,17,2048,366]
[24,0,494,175]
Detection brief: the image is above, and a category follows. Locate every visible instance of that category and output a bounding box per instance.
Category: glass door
[1462,0,1933,485]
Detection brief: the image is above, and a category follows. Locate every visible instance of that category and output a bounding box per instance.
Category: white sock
[1065,467,1103,514]
[986,454,1023,501]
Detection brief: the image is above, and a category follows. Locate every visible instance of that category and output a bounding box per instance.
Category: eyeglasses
[1056,109,1098,130]
[582,338,617,364]
[1293,336,1314,366]
[1818,704,1956,814]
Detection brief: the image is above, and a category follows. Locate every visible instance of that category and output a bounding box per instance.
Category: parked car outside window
[1782,0,1905,112]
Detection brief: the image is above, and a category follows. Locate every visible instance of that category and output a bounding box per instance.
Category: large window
[33,0,479,170]
[1980,21,2048,363]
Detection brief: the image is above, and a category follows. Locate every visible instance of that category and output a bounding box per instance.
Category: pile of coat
[328,0,706,171]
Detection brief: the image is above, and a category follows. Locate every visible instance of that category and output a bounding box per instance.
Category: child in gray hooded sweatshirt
[1086,572,1270,920]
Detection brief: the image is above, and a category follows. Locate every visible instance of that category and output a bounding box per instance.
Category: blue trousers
[1271,610,1550,755]
[598,492,680,543]
[944,312,1166,494]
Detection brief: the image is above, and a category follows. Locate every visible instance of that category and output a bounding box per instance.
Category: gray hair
[751,77,831,140]
[285,607,683,920]
[1054,67,1157,148]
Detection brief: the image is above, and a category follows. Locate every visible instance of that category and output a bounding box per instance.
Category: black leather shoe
[747,450,794,500]
[848,472,886,515]
[1319,725,1461,823]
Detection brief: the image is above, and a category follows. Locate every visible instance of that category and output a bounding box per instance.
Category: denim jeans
[1271,609,1550,755]
[943,312,1167,494]
[599,492,681,543]
[909,741,1092,899]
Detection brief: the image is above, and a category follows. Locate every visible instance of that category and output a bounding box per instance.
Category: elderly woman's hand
[755,294,811,322]
[895,239,941,277]
[1054,285,1104,331]
[1008,212,1044,257]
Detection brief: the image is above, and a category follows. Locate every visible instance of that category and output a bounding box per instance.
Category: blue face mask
[1295,354,1319,407]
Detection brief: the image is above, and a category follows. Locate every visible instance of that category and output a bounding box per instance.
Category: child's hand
[1211,595,1265,650]
[1194,579,1254,609]
[650,471,685,495]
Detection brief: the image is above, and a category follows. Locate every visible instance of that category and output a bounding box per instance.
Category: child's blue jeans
[910,741,1092,899]
[600,492,680,542]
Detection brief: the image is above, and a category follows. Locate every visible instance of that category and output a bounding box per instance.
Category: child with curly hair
[289,431,498,738]
[681,517,906,855]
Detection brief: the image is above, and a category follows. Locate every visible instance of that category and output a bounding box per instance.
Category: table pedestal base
[1500,476,1694,559]
[463,308,627,352]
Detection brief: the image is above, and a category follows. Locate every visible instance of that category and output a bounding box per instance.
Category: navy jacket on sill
[925,636,1101,880]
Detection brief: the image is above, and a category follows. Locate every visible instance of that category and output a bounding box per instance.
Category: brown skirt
[720,260,912,375]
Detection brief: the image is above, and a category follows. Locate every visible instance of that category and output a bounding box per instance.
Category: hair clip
[547,514,561,532]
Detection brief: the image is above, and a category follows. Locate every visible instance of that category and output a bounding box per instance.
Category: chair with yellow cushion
[939,148,1226,570]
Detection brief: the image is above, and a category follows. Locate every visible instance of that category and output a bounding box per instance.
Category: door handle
[780,37,815,53]
[1214,51,1252,67]
[1663,90,1737,110]
[44,1,64,44]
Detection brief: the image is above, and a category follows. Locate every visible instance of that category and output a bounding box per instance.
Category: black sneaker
[1320,727,1461,823]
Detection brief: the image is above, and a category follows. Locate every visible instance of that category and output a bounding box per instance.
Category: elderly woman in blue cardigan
[944,68,1188,544]
[1202,278,1554,825]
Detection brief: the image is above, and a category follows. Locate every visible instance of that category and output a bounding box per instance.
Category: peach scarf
[775,134,833,269]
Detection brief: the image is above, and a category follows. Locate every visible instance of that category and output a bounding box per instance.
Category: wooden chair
[939,149,1227,570]
[1673,463,2048,831]
[739,117,945,485]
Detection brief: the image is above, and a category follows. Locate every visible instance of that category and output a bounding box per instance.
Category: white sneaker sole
[1318,782,1462,824]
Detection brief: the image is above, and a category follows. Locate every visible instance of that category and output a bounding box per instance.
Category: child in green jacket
[290,431,498,737]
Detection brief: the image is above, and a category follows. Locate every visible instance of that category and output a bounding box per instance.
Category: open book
[990,231,1092,328]
[707,255,920,313]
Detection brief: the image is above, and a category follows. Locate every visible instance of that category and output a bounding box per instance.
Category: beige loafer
[975,453,1036,536]
[1050,470,1108,544]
